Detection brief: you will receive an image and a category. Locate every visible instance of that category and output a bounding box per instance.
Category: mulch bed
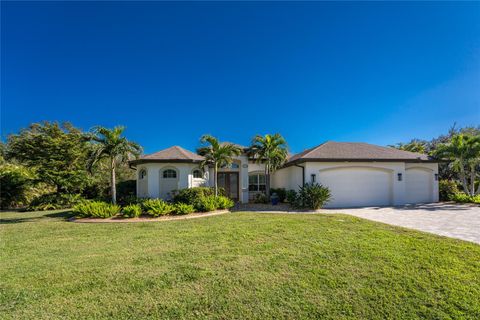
[70,209,229,223]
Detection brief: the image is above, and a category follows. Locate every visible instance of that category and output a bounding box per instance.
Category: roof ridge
[174,145,191,159]
[301,141,329,158]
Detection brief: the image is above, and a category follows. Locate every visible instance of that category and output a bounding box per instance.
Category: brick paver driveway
[339,203,480,244]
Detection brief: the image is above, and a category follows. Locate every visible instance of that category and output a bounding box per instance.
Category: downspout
[294,163,305,187]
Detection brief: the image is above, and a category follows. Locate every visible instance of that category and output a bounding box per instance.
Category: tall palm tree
[88,126,142,204]
[435,134,480,196]
[249,133,288,200]
[197,135,242,197]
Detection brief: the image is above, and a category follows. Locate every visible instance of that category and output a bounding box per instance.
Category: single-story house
[129,141,439,208]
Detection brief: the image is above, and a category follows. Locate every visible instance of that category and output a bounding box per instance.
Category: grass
[1,210,479,319]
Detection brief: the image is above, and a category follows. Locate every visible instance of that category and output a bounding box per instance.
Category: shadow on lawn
[0,210,75,224]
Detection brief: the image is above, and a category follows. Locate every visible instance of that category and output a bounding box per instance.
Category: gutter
[294,163,305,186]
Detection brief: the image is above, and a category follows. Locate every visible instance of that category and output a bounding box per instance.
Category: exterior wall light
[435,174,438,181]
[397,173,402,181]
[311,174,316,183]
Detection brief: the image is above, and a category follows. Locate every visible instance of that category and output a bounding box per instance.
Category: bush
[439,180,460,201]
[0,163,36,209]
[451,193,480,204]
[73,200,121,218]
[27,193,83,211]
[216,196,235,209]
[173,203,195,215]
[142,199,174,217]
[118,195,144,206]
[293,183,331,210]
[173,187,225,205]
[122,204,142,218]
[286,190,297,204]
[196,195,218,212]
[270,188,287,203]
[253,193,268,204]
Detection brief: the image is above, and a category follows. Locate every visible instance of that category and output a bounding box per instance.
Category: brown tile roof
[286,141,433,164]
[131,146,204,164]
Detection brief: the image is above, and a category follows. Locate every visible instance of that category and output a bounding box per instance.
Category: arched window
[163,169,177,178]
[139,169,147,179]
[192,169,203,179]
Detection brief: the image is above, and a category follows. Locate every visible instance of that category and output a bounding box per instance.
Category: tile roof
[133,146,204,163]
[287,141,433,164]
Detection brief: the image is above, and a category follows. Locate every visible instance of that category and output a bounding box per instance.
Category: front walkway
[234,202,480,244]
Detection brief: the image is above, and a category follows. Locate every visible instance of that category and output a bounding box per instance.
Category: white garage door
[405,168,432,204]
[318,167,393,208]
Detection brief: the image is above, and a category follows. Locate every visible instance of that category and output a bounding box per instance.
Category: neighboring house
[129,141,439,208]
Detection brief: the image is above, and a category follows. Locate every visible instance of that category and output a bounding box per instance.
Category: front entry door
[217,172,239,202]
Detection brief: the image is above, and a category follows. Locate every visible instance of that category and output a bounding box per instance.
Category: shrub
[286,190,297,204]
[294,183,331,210]
[173,187,225,205]
[0,163,36,209]
[73,200,121,218]
[122,204,142,218]
[173,203,195,215]
[196,195,218,212]
[270,188,287,203]
[451,193,480,204]
[142,199,174,217]
[253,193,268,204]
[118,195,144,206]
[439,180,460,201]
[27,193,83,211]
[216,196,235,209]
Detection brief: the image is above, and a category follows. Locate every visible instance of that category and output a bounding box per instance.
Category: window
[193,169,203,179]
[249,173,266,192]
[139,169,147,180]
[311,174,316,183]
[163,169,177,178]
[221,163,239,169]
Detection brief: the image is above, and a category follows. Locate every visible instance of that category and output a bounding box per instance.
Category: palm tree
[389,140,427,154]
[197,135,242,197]
[435,134,480,196]
[249,133,288,200]
[88,126,142,204]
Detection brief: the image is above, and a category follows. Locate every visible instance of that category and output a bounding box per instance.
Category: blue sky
[1,1,479,154]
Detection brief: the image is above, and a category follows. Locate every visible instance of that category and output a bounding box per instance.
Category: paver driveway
[339,203,480,244]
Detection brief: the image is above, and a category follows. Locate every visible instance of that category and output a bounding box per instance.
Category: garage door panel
[405,168,432,204]
[319,167,393,208]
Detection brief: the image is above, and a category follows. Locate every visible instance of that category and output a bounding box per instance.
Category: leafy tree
[248,133,288,200]
[0,163,36,208]
[87,126,142,204]
[197,135,242,197]
[5,122,90,193]
[435,134,480,196]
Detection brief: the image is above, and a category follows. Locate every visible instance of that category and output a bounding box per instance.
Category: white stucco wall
[136,163,208,199]
[271,165,304,191]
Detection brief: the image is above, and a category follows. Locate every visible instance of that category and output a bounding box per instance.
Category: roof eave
[129,159,203,166]
[282,158,439,167]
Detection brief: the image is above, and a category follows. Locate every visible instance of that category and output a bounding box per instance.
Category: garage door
[405,168,432,204]
[318,167,393,208]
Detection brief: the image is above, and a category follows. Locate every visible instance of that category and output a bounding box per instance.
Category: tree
[435,134,480,196]
[87,126,142,204]
[389,140,427,154]
[5,122,90,193]
[197,135,242,197]
[248,133,288,200]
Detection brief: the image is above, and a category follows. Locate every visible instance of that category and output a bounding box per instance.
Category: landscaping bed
[71,209,229,223]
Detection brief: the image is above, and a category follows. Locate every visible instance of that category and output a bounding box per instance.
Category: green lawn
[1,210,479,319]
